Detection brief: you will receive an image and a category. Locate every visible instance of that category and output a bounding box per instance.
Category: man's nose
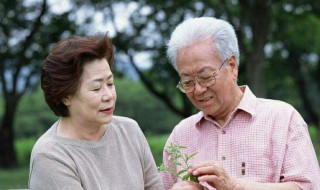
[193,79,207,94]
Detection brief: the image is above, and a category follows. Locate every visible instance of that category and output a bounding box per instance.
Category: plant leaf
[182,173,190,181]
[190,174,199,183]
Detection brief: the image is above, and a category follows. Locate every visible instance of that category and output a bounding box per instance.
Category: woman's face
[63,58,116,127]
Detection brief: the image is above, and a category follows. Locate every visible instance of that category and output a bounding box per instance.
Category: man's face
[176,39,238,119]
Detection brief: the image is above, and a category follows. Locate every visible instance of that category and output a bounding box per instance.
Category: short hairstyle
[167,17,240,71]
[41,34,114,117]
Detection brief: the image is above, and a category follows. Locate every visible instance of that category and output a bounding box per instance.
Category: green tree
[114,78,181,134]
[268,6,320,149]
[86,0,319,128]
[0,0,77,168]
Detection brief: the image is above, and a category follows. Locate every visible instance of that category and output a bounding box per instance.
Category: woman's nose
[101,88,113,101]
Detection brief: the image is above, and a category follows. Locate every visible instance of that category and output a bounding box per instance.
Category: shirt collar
[237,85,257,117]
[195,85,257,127]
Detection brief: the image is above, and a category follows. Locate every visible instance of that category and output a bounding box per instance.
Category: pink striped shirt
[161,86,320,190]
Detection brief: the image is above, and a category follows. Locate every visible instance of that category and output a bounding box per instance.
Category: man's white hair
[167,17,240,71]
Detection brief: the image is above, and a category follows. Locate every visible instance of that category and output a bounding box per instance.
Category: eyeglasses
[176,58,228,93]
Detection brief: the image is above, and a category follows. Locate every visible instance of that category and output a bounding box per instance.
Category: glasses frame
[176,58,228,93]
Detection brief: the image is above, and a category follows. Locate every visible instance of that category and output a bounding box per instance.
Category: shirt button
[222,156,226,160]
[221,130,226,134]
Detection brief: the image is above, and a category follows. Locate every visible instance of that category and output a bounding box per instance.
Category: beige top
[29,116,162,190]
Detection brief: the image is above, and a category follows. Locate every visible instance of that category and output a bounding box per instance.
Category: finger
[197,175,219,188]
[170,181,205,190]
[192,165,220,176]
[198,174,219,182]
[189,161,218,172]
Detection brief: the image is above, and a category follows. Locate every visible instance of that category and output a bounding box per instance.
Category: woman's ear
[61,96,71,106]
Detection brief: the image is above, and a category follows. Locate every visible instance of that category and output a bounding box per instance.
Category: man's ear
[228,55,238,70]
[228,55,238,80]
[61,96,71,106]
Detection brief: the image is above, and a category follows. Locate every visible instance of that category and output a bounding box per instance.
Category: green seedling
[158,143,199,183]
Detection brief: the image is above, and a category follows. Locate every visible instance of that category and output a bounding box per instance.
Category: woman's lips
[100,107,113,114]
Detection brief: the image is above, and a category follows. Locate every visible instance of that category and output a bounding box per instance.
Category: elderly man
[161,17,320,190]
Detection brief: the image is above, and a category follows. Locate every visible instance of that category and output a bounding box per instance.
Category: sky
[47,0,152,79]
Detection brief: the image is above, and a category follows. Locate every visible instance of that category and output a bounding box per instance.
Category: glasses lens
[199,77,216,87]
[176,83,186,93]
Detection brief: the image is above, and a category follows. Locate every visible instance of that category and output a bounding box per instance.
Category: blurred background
[0,0,319,188]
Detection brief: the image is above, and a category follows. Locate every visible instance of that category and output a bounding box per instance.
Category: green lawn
[0,167,29,189]
[146,134,168,165]
[0,138,35,189]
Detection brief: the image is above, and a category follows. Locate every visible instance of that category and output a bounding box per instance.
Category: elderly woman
[29,34,162,190]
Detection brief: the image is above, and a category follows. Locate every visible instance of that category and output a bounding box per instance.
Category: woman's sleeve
[29,153,83,190]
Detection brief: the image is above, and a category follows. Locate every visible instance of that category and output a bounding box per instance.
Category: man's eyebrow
[179,66,214,77]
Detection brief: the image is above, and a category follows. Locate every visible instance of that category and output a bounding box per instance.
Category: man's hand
[170,181,208,190]
[189,161,239,190]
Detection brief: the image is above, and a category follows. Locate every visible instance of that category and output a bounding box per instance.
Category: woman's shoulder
[110,115,144,138]
[31,124,57,154]
[111,115,139,129]
[30,120,72,162]
[112,115,137,123]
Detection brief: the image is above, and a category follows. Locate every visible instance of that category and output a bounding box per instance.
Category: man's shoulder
[173,112,202,131]
[256,98,295,112]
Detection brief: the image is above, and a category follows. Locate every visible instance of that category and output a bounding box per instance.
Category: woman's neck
[57,117,107,141]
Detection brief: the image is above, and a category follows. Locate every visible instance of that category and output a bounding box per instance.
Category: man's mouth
[199,96,212,102]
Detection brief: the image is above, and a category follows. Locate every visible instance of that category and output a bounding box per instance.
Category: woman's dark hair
[41,34,114,117]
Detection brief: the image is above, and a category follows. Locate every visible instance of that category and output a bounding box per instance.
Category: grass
[309,125,320,161]
[0,167,29,189]
[15,138,37,167]
[0,138,36,189]
[146,134,169,166]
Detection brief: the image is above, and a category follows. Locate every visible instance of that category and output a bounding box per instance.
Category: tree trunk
[0,95,18,168]
[246,52,266,97]
[245,2,270,98]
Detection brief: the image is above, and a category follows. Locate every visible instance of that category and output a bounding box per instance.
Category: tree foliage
[0,0,78,168]
[0,0,319,168]
[85,0,319,126]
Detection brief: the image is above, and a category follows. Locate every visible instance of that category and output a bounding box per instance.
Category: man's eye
[200,72,217,80]
[199,76,212,80]
[107,83,114,87]
[182,80,193,86]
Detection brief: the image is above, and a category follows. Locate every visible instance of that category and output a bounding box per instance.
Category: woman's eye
[107,83,114,87]
[93,87,101,91]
